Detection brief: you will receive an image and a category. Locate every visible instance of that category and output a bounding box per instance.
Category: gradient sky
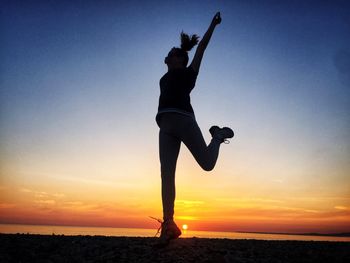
[1,0,349,234]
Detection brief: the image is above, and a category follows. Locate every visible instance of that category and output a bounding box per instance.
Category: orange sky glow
[1,160,349,234]
[1,1,350,235]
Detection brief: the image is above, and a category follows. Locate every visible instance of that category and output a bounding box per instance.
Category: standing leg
[159,130,181,221]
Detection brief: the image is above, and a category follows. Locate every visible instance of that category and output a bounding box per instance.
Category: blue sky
[1,0,350,231]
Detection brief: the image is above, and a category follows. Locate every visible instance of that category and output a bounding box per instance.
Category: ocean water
[0,224,349,242]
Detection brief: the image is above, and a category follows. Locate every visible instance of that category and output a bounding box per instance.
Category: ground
[0,234,349,263]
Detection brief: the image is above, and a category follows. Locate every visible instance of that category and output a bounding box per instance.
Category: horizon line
[1,222,349,237]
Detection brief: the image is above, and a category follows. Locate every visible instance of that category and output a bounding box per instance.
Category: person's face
[168,55,185,65]
[165,48,186,67]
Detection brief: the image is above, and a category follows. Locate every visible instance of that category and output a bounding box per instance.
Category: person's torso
[158,67,198,113]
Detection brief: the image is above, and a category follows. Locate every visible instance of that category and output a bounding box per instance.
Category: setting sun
[182,224,188,231]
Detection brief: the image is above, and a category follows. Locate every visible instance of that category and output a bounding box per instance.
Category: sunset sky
[1,1,349,234]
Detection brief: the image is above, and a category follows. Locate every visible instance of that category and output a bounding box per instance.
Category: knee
[161,173,175,182]
[197,156,216,171]
[201,163,215,172]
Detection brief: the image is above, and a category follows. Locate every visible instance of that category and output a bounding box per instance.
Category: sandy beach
[1,234,349,263]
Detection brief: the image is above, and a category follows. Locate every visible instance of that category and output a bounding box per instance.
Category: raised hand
[212,12,221,25]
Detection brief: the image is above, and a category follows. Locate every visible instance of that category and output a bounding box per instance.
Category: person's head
[165,32,199,69]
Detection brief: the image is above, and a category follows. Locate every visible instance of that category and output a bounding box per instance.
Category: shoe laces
[149,216,164,237]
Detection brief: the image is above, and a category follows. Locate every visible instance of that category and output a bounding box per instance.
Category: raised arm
[190,12,221,73]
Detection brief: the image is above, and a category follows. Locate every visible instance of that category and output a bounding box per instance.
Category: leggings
[158,112,221,221]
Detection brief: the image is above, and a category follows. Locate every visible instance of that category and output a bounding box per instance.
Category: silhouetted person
[155,12,234,246]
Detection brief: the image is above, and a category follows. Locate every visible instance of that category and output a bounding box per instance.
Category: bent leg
[181,120,221,171]
[159,130,181,221]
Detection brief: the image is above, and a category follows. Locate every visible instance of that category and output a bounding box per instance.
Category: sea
[0,224,349,242]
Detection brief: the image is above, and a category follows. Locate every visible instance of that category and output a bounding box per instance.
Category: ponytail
[180,31,199,52]
[165,32,199,66]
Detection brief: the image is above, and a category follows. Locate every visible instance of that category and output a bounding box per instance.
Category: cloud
[19,188,33,193]
[334,206,349,211]
[214,197,284,205]
[175,200,205,206]
[18,187,65,209]
[35,200,56,205]
[53,193,65,198]
[34,192,49,198]
[0,203,16,209]
[272,179,283,184]
[176,215,198,221]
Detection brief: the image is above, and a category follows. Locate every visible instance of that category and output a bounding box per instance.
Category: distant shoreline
[235,231,350,237]
[1,223,349,238]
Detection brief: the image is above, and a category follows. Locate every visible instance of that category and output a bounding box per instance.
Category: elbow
[201,162,215,172]
[203,166,214,172]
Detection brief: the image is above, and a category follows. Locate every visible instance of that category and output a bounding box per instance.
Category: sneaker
[160,219,181,239]
[152,218,182,248]
[209,125,234,143]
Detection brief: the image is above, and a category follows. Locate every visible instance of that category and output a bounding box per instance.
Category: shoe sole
[210,126,234,140]
[155,229,181,248]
